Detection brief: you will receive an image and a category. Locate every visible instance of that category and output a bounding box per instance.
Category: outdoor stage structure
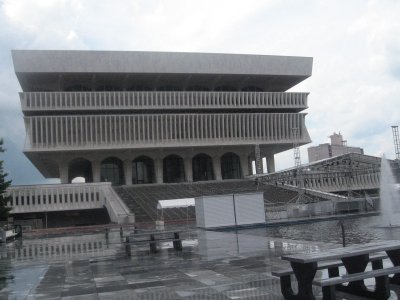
[12,50,313,186]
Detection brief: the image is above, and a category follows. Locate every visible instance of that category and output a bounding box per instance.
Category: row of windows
[68,153,244,185]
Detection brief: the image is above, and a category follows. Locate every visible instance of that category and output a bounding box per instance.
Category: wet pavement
[1,223,400,299]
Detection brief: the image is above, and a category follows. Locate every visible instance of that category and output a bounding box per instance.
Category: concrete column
[184,157,193,182]
[240,155,249,177]
[155,159,163,184]
[254,144,263,174]
[123,160,132,185]
[92,160,101,182]
[59,162,69,184]
[212,156,222,180]
[266,154,275,173]
[248,157,253,175]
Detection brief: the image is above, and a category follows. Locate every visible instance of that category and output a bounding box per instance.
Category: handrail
[6,183,134,224]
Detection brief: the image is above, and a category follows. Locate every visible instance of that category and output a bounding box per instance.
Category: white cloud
[0,0,399,182]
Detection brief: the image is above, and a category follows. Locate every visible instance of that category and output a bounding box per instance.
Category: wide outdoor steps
[113,180,298,223]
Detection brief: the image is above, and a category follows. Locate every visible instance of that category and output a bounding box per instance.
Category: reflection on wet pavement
[0,217,400,299]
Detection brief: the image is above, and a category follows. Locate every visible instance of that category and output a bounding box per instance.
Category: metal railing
[6,182,134,224]
[20,91,308,111]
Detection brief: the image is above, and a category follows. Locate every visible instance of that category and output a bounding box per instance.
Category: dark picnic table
[126,230,186,254]
[279,240,400,300]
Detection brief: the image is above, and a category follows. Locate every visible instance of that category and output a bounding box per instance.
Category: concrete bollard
[173,232,182,251]
[125,236,131,257]
[149,234,157,253]
[105,228,109,240]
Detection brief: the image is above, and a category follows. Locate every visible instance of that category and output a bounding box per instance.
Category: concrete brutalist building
[12,50,313,186]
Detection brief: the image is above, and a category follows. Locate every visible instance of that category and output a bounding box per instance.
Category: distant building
[308,132,364,162]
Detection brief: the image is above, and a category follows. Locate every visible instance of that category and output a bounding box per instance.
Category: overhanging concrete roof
[12,50,312,76]
[12,50,313,92]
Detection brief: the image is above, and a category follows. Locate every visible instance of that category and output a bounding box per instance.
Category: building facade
[13,50,313,185]
[308,132,364,163]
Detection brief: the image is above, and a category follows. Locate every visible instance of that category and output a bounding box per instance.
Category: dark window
[101,157,125,185]
[68,158,93,183]
[221,152,242,179]
[163,155,185,183]
[132,156,154,184]
[192,154,214,182]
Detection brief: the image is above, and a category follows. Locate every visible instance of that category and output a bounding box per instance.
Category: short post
[173,232,182,251]
[125,236,131,257]
[14,225,22,238]
[340,221,346,247]
[105,227,109,240]
[119,227,123,238]
[149,234,157,253]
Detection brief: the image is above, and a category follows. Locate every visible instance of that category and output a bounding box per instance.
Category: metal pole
[125,236,131,257]
[232,194,237,228]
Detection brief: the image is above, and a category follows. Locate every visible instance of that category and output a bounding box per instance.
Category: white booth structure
[157,198,195,221]
[195,192,266,229]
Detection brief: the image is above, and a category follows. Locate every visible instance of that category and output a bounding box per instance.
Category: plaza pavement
[0,225,398,299]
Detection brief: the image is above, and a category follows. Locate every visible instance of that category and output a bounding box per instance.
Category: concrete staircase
[113,180,299,224]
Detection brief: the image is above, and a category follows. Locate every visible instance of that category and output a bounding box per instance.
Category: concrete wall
[195,192,265,228]
[6,182,134,224]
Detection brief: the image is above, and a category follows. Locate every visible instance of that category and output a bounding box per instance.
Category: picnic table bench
[125,230,183,255]
[272,240,400,300]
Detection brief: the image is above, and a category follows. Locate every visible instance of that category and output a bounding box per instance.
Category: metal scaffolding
[292,127,302,167]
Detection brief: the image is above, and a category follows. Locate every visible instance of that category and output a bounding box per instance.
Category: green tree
[0,139,12,220]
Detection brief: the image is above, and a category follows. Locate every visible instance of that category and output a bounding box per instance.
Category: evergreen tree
[0,139,12,220]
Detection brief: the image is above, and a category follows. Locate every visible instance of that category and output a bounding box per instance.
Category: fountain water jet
[379,155,400,227]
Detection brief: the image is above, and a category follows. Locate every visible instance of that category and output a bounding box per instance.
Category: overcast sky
[0,0,399,185]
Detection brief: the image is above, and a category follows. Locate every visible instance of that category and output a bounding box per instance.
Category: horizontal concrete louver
[21,91,308,111]
[24,113,309,150]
